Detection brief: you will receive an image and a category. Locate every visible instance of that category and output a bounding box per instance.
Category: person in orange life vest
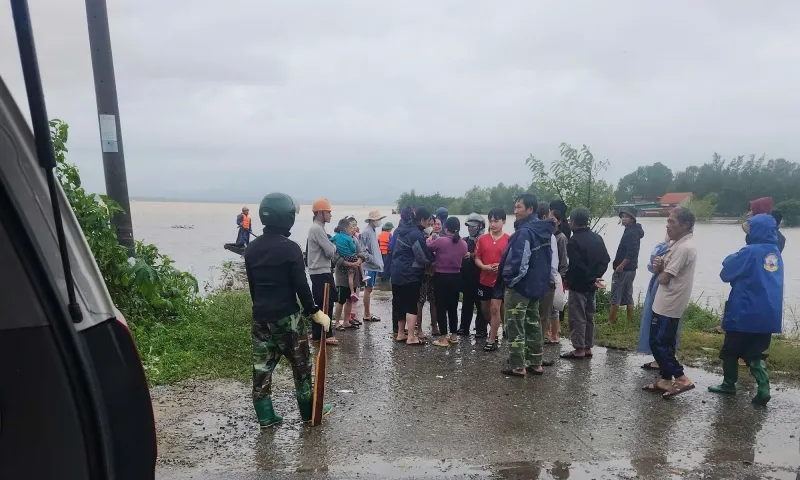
[236,206,253,247]
[378,222,394,281]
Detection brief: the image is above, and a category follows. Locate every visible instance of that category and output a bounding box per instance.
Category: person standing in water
[458,213,486,337]
[245,193,332,427]
[609,206,644,324]
[475,207,509,350]
[236,206,253,247]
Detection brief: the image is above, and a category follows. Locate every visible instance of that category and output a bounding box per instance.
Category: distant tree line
[614,153,800,225]
[397,183,540,216]
[397,143,615,229]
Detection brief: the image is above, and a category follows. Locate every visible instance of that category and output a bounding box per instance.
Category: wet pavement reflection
[155,295,800,479]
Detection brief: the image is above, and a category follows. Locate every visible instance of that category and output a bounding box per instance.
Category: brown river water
[131,201,799,332]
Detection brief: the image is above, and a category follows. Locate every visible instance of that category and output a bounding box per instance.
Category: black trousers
[310,273,335,341]
[649,311,683,380]
[434,273,461,335]
[460,283,486,333]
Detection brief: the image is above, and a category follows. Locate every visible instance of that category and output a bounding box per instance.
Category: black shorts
[335,286,352,305]
[477,284,503,301]
[392,282,421,318]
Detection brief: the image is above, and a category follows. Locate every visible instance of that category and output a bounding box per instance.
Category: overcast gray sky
[2,1,799,204]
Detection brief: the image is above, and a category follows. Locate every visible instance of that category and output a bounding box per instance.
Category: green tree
[775,199,800,227]
[615,162,673,202]
[526,143,616,225]
[51,119,200,324]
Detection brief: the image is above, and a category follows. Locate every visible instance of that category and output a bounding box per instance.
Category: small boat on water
[223,243,246,256]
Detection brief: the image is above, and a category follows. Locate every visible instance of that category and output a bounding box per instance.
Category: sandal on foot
[641,362,659,370]
[663,383,695,398]
[335,325,346,331]
[501,369,526,377]
[325,338,340,345]
[544,339,560,345]
[559,351,586,359]
[432,338,450,347]
[526,366,544,375]
[483,341,499,351]
[642,383,668,393]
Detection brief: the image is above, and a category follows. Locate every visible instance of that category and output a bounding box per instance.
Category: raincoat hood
[746,214,778,245]
[629,222,645,239]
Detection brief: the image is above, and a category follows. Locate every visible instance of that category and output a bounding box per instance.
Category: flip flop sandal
[501,369,526,377]
[525,366,544,375]
[483,341,499,351]
[544,340,560,345]
[448,337,460,344]
[642,383,668,393]
[641,362,660,370]
[344,324,360,329]
[395,336,408,342]
[335,325,346,331]
[559,351,587,359]
[662,384,696,398]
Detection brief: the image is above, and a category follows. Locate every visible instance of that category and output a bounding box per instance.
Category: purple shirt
[428,235,468,274]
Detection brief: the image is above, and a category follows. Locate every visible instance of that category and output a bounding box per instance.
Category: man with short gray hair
[643,206,697,398]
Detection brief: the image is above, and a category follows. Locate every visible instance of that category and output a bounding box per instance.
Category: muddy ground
[155,293,800,479]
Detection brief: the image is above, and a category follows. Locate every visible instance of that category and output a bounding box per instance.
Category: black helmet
[259,192,300,229]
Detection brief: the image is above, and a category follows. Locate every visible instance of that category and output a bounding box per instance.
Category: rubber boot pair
[297,397,332,423]
[708,357,771,405]
[254,398,283,428]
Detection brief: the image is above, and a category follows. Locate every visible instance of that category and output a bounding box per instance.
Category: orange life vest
[240,214,251,230]
[378,231,391,255]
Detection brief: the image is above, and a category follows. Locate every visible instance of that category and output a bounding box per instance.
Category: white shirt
[550,234,560,285]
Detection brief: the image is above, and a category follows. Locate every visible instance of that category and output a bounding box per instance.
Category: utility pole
[85,0,135,256]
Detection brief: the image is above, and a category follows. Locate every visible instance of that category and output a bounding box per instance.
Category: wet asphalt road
[155,292,800,479]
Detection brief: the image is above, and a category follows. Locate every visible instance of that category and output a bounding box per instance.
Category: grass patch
[578,290,800,379]
[131,290,253,386]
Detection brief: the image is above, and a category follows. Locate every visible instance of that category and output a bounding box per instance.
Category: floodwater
[154,296,800,479]
[131,201,799,330]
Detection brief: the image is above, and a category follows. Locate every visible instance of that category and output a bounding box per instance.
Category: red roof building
[659,192,693,213]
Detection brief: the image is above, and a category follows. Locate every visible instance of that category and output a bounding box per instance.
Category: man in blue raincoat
[708,214,783,405]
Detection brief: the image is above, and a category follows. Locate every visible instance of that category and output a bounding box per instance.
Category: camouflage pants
[252,312,312,404]
[504,289,542,370]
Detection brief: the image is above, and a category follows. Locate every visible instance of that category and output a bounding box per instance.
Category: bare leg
[626,304,635,323]
[609,304,619,325]
[550,312,561,342]
[396,319,407,341]
[488,299,502,343]
[342,301,353,327]
[406,313,420,344]
[363,286,373,319]
[334,302,344,327]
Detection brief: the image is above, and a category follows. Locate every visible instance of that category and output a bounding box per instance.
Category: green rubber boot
[749,359,771,406]
[297,397,333,423]
[254,398,283,427]
[708,357,738,394]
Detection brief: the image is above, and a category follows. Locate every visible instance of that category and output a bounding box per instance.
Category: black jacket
[460,235,481,288]
[245,230,319,324]
[566,227,611,294]
[613,223,644,271]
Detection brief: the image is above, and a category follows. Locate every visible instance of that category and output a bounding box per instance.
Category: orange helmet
[312,198,332,212]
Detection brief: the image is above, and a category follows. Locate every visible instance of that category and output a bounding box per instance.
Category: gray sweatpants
[569,290,596,349]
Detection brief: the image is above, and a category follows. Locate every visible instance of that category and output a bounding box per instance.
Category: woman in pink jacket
[428,216,468,346]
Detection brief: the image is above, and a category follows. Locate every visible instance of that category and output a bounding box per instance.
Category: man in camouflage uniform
[244,192,332,427]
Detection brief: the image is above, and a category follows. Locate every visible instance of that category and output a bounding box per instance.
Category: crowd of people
[241,192,785,427]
